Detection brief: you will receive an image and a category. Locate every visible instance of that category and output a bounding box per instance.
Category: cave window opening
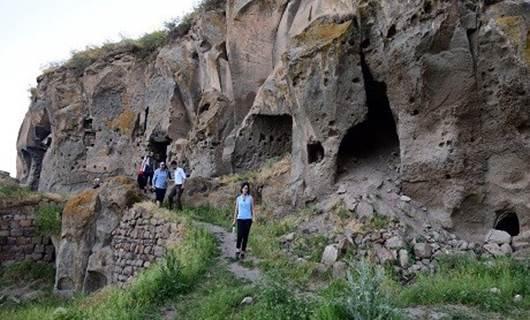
[148,138,171,165]
[494,211,520,237]
[233,114,292,171]
[336,51,400,176]
[307,142,324,164]
[83,118,93,130]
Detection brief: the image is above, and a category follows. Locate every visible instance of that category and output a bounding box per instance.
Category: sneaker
[235,251,240,260]
[240,252,245,260]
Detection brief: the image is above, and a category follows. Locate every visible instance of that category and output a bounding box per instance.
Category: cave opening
[148,137,171,165]
[83,271,107,294]
[307,142,324,164]
[336,52,400,177]
[494,211,520,237]
[233,114,292,171]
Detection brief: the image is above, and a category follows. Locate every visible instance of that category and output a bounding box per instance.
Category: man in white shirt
[168,160,187,210]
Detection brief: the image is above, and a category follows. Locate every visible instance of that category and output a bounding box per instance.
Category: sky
[0,0,196,177]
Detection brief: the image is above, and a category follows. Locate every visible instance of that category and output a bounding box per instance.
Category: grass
[397,254,530,313]
[44,0,227,77]
[35,203,63,236]
[292,234,329,262]
[0,260,55,287]
[179,204,233,229]
[0,185,33,200]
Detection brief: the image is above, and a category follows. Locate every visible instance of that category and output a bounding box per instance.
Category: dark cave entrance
[83,271,107,294]
[148,137,171,165]
[336,52,400,176]
[494,211,520,237]
[233,114,293,171]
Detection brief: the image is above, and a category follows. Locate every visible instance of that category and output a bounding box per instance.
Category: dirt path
[198,222,263,283]
[162,221,263,320]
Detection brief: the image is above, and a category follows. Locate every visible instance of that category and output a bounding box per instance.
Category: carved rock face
[17,0,530,241]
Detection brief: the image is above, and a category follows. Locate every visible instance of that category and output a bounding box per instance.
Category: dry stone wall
[110,204,182,284]
[0,206,54,264]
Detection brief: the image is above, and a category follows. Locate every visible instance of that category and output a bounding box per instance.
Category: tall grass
[67,225,217,319]
[0,185,33,199]
[397,254,530,312]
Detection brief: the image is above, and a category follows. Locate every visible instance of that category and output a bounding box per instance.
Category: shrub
[324,260,402,320]
[35,203,62,236]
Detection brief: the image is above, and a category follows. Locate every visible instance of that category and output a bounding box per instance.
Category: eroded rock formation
[17,0,530,242]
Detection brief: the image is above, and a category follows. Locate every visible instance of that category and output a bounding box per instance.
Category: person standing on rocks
[168,160,186,210]
[232,182,256,260]
[152,162,171,207]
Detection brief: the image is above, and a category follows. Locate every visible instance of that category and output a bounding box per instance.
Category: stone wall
[110,204,182,284]
[0,206,54,265]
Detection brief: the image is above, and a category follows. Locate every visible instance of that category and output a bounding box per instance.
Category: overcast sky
[0,0,196,177]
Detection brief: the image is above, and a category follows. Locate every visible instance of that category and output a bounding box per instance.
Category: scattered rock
[483,243,503,257]
[355,201,374,220]
[240,296,254,305]
[513,294,523,303]
[500,243,513,255]
[332,261,348,278]
[414,243,432,259]
[321,245,340,266]
[385,235,405,249]
[484,229,511,245]
[375,244,395,264]
[489,287,500,294]
[400,195,412,202]
[398,249,410,268]
[280,232,295,243]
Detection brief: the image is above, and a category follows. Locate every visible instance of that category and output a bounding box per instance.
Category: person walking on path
[232,182,256,260]
[152,162,171,207]
[136,156,147,192]
[168,160,187,210]
[141,153,155,192]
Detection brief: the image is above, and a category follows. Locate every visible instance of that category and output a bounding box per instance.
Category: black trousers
[168,184,183,210]
[236,219,252,252]
[155,188,166,203]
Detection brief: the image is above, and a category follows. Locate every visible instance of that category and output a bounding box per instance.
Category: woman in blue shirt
[232,182,255,259]
[152,162,171,207]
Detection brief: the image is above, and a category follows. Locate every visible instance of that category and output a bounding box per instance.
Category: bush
[35,203,62,236]
[318,260,402,320]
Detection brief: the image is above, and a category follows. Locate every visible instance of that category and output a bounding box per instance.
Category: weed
[35,203,62,236]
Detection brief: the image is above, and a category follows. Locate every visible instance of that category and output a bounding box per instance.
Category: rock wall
[54,176,142,295]
[17,0,530,242]
[110,204,183,286]
[0,205,55,265]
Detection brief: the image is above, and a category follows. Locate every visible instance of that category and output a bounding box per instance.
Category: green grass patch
[397,254,530,312]
[35,203,63,236]
[292,234,329,262]
[0,261,55,287]
[0,294,67,320]
[179,205,233,229]
[0,185,33,200]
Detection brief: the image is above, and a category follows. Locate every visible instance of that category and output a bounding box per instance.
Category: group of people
[136,152,255,260]
[136,153,187,210]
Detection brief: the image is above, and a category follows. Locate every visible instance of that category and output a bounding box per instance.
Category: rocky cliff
[17,0,530,241]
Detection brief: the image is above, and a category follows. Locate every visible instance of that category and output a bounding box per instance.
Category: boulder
[484,230,511,245]
[385,235,406,250]
[375,244,395,264]
[355,201,374,220]
[321,244,340,266]
[414,243,433,259]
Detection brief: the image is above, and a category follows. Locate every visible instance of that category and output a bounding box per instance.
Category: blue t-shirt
[153,168,170,189]
[236,195,253,220]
